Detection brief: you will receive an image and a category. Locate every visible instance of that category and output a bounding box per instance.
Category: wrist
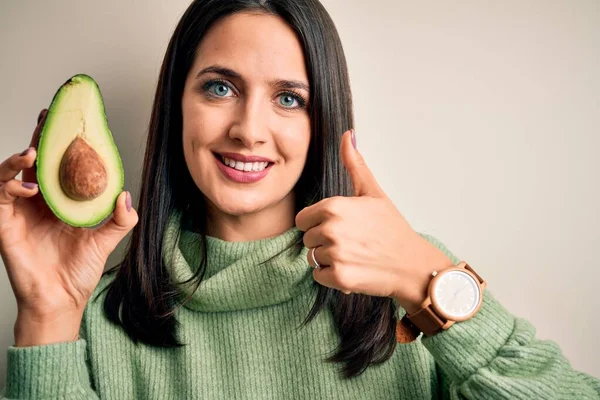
[14,309,83,347]
[394,238,456,315]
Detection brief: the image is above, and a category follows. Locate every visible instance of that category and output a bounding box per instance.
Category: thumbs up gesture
[295,130,455,314]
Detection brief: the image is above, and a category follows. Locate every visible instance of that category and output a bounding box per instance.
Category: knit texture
[2,214,599,399]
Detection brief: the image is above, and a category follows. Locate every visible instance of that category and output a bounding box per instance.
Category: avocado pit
[59,135,108,201]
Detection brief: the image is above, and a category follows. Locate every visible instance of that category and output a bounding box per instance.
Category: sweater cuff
[420,289,515,385]
[3,339,91,398]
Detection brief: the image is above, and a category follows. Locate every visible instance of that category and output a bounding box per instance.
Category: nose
[228,93,269,148]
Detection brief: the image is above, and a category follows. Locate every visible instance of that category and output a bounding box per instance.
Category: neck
[205,192,297,241]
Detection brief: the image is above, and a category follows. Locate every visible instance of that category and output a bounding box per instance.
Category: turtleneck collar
[162,212,315,312]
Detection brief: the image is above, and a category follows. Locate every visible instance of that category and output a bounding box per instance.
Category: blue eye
[279,94,297,108]
[206,82,232,97]
[278,93,305,109]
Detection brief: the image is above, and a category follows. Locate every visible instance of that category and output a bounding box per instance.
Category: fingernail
[126,191,132,212]
[351,129,357,149]
[20,148,31,156]
[22,182,38,190]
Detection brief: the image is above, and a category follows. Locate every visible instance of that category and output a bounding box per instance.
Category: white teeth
[224,157,235,168]
[222,156,269,172]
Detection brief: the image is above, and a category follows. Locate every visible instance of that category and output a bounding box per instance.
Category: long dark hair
[101,0,398,379]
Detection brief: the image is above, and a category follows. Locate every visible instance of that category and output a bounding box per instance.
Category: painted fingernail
[20,148,31,156]
[126,191,132,212]
[22,182,38,190]
[351,129,357,149]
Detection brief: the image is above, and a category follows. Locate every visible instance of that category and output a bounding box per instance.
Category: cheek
[276,117,311,163]
[181,94,229,154]
[181,92,220,187]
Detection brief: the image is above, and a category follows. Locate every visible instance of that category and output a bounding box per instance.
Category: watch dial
[433,271,480,318]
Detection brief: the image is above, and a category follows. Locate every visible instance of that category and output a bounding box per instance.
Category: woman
[1,0,598,398]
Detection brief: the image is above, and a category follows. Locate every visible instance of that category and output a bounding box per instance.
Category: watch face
[433,270,480,318]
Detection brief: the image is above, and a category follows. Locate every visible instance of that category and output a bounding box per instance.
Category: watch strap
[406,301,447,337]
[396,315,421,343]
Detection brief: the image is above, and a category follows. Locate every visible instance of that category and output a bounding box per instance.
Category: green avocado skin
[36,74,124,228]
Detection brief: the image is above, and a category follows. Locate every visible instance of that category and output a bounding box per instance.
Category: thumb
[93,191,138,258]
[340,130,384,197]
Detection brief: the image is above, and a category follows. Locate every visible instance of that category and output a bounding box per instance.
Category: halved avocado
[36,74,124,228]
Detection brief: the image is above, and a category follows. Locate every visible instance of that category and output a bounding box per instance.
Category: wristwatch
[396,261,486,342]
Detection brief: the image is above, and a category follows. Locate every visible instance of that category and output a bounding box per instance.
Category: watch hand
[454,283,469,297]
[447,283,470,311]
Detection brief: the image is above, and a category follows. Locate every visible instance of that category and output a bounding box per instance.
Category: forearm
[411,233,600,399]
[424,290,600,399]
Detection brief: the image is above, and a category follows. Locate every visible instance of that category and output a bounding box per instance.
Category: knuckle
[4,179,19,192]
[295,213,305,230]
[329,244,345,263]
[323,197,343,216]
[301,233,309,247]
[302,231,315,248]
[294,214,300,227]
[321,223,337,241]
[331,266,349,288]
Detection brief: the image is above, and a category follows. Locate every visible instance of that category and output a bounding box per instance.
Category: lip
[214,153,273,183]
[216,152,274,163]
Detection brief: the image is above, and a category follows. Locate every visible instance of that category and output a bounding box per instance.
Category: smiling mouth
[214,153,273,172]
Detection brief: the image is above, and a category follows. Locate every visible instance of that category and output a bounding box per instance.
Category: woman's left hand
[295,130,456,314]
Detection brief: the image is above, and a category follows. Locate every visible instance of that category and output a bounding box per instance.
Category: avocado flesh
[36,74,124,228]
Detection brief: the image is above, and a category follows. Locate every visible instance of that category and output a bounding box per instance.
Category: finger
[93,191,138,259]
[295,197,343,232]
[306,245,333,268]
[295,204,319,232]
[302,224,333,249]
[312,260,350,293]
[340,130,384,197]
[30,109,48,148]
[0,180,39,222]
[22,109,48,184]
[0,148,38,183]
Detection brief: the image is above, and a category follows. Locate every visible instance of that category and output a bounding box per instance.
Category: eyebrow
[269,79,310,93]
[196,65,310,93]
[197,66,241,80]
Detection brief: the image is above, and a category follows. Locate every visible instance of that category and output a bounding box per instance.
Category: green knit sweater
[2,215,599,399]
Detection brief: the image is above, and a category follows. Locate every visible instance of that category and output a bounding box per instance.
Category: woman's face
[181,12,311,222]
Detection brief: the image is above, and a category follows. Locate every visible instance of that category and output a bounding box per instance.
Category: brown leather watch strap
[396,316,421,343]
[406,302,447,337]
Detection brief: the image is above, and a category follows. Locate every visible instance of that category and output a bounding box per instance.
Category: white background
[1,0,598,388]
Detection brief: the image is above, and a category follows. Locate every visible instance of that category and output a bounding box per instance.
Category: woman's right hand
[0,109,138,346]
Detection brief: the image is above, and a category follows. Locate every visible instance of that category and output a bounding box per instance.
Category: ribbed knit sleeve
[419,234,600,399]
[2,339,99,399]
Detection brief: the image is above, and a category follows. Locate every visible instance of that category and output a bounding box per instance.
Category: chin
[219,203,265,217]
[211,194,270,217]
